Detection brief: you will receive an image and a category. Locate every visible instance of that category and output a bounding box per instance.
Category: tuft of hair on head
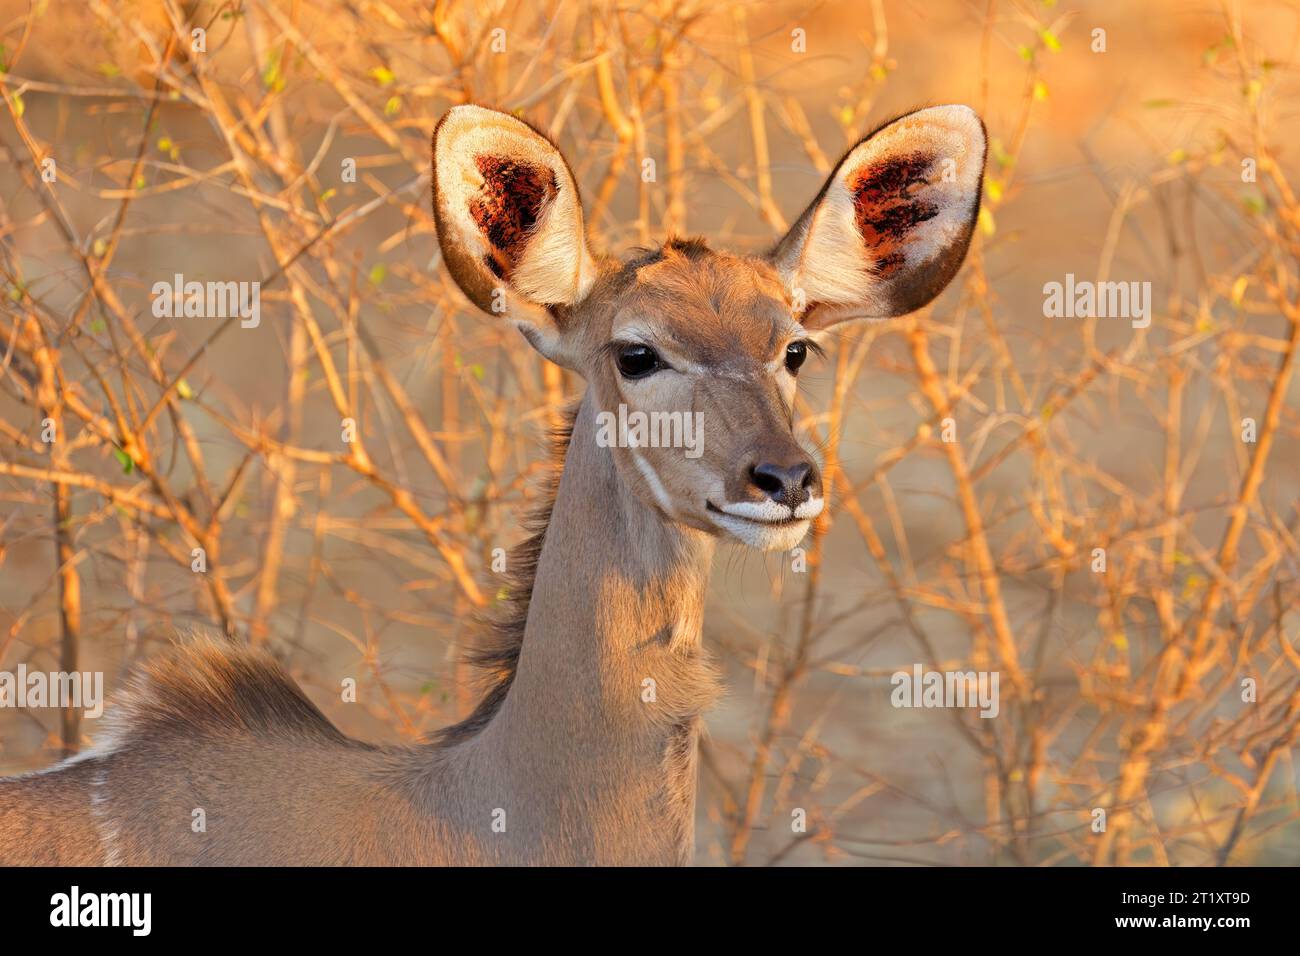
[662,236,713,260]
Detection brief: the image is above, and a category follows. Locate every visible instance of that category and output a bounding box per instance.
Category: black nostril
[750,461,815,506]
[749,464,785,497]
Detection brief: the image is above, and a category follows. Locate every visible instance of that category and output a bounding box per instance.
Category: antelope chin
[706,498,823,552]
[711,513,811,551]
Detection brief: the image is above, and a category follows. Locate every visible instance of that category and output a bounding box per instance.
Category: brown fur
[110,640,356,745]
[0,759,108,865]
[433,407,575,746]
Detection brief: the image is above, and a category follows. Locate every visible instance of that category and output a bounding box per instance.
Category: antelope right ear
[432,105,599,363]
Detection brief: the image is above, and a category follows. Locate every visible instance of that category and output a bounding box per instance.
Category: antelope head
[432,104,985,551]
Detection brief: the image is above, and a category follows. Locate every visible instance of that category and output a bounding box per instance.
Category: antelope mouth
[705,498,821,551]
[706,501,807,527]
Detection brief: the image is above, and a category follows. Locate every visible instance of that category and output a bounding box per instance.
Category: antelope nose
[749,459,818,507]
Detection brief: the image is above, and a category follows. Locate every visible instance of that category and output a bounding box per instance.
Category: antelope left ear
[769,105,986,331]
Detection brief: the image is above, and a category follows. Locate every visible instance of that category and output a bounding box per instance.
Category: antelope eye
[616,344,660,379]
[785,340,808,373]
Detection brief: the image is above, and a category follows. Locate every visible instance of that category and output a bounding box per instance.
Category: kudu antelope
[0,104,985,865]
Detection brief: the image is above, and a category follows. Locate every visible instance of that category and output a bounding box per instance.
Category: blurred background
[1,0,1297,865]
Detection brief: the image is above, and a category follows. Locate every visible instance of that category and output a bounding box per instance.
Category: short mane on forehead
[622,235,789,301]
[621,235,715,273]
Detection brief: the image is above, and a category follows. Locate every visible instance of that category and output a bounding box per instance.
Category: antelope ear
[432,105,599,359]
[770,105,986,330]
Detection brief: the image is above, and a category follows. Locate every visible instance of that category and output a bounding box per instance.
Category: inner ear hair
[432,105,599,317]
[771,104,987,329]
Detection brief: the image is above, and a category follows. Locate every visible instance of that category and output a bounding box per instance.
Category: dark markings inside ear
[469,155,558,278]
[850,154,938,278]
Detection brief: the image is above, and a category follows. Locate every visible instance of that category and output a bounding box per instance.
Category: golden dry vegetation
[0,0,1298,864]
